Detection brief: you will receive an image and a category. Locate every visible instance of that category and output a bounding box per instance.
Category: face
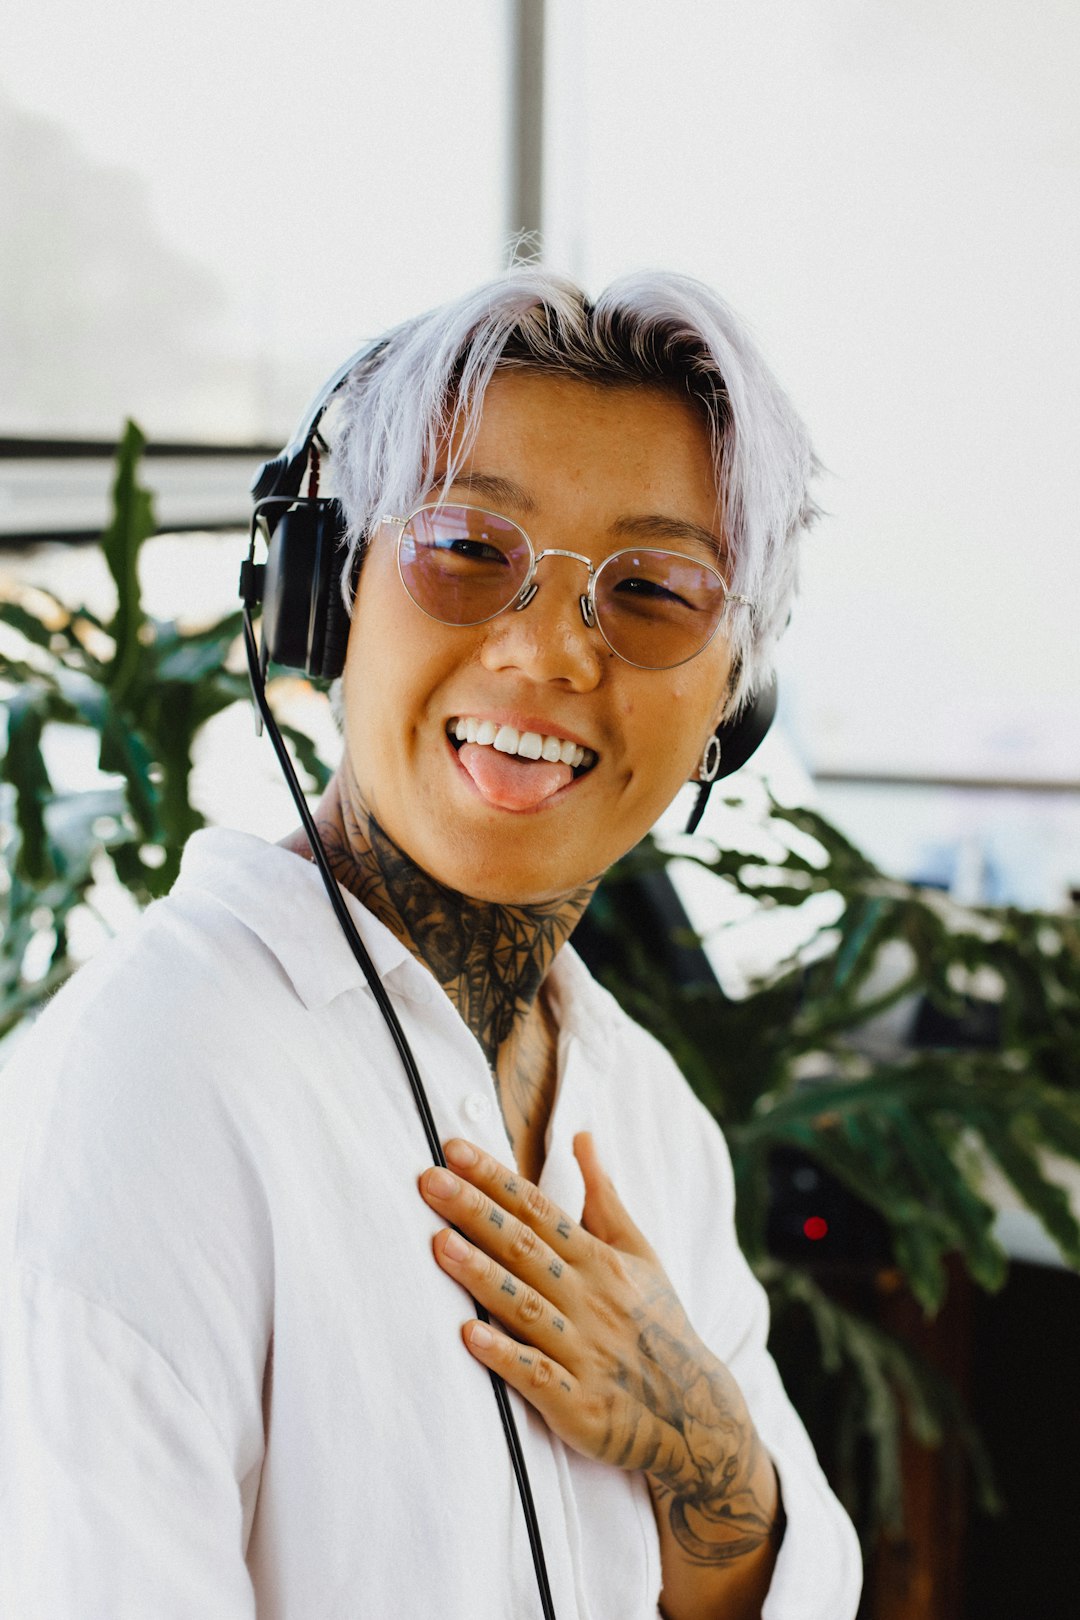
[340,371,735,904]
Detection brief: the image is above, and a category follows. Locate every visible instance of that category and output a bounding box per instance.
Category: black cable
[240,605,559,1620]
[684,779,712,835]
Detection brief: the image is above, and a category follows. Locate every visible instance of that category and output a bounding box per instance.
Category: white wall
[544,0,1080,786]
[2,0,510,440]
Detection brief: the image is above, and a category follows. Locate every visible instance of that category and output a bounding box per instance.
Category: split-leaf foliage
[588,809,1080,1536]
[1,421,329,1037]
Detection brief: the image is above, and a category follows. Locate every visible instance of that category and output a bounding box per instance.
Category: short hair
[328,267,818,710]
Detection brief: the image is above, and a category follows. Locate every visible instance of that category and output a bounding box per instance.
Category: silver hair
[328,267,818,710]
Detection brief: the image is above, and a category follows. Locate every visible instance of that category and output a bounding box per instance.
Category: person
[0,268,862,1618]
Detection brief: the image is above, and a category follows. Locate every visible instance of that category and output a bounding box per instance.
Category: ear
[711,653,742,729]
[695,656,739,776]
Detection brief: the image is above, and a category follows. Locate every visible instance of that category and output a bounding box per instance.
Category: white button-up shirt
[0,829,861,1618]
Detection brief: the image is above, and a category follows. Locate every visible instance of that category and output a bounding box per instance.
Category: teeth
[448,717,596,770]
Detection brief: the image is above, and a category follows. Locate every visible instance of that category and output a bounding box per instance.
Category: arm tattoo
[609,1298,777,1566]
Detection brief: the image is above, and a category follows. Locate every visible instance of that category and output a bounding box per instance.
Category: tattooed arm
[643,1346,784,1619]
[418,1131,785,1620]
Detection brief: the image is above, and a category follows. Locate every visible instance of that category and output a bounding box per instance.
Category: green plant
[0,421,329,1038]
[586,802,1080,1534]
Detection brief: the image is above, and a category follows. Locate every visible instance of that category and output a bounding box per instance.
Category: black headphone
[239,339,777,827]
[240,339,383,681]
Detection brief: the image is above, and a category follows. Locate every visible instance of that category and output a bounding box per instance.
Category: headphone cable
[241,606,559,1620]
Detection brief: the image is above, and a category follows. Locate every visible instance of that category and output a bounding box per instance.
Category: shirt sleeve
[0,910,272,1619]
[0,1264,258,1619]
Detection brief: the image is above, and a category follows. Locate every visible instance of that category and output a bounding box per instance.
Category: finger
[444,1140,582,1253]
[419,1151,582,1288]
[432,1227,578,1364]
[419,1166,572,1298]
[462,1318,581,1422]
[573,1132,655,1258]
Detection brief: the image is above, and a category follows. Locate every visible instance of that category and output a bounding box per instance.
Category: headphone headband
[250,336,387,504]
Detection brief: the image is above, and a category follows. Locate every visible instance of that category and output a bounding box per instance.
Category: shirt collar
[173,828,424,1011]
[173,829,624,1054]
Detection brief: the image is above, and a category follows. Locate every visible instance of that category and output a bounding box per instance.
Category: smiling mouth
[446,717,598,778]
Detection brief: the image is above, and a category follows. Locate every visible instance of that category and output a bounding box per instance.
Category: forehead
[439,371,721,529]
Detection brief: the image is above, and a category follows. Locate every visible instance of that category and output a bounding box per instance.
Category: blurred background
[3,4,1079,1616]
[3,0,1078,909]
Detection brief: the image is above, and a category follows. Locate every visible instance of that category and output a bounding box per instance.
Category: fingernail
[427,1168,459,1198]
[469,1322,493,1349]
[442,1230,469,1261]
[445,1140,478,1167]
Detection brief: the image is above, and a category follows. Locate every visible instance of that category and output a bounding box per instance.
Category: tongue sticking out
[457,742,574,810]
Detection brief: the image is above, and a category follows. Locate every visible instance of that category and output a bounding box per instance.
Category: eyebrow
[445,470,728,566]
[446,471,538,512]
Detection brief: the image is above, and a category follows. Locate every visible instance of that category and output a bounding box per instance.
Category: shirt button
[463,1093,492,1123]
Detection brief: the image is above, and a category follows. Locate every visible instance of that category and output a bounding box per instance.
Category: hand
[418,1132,778,1563]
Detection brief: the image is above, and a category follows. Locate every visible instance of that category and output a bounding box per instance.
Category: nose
[479,554,604,689]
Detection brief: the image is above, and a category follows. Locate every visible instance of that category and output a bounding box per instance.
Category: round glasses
[383,503,752,671]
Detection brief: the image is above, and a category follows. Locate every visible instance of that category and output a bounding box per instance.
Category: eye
[439,537,511,565]
[611,574,696,611]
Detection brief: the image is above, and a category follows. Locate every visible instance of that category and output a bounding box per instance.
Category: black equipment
[239,341,782,1620]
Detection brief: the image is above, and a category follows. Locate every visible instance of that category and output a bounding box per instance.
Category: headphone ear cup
[710,675,778,780]
[319,537,356,681]
[262,499,350,678]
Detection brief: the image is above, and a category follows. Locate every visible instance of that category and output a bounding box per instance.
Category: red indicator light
[803,1216,829,1241]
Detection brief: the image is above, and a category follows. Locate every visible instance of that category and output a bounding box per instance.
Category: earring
[698,733,722,783]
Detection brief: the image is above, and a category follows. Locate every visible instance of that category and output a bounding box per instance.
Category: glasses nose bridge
[516,546,597,627]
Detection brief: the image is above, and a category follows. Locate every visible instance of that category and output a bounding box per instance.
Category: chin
[440,859,592,909]
[415,832,598,908]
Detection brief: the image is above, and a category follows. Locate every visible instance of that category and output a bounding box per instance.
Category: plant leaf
[101,419,155,706]
[2,689,55,882]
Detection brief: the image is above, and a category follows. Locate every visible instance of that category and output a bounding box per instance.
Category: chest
[243,1041,663,1618]
[492,996,561,1183]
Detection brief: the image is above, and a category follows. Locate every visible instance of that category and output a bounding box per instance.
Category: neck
[290,771,595,1140]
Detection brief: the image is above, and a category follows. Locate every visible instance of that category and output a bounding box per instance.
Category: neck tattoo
[310,773,595,1134]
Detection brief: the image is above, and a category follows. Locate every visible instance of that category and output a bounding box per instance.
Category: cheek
[634,663,732,781]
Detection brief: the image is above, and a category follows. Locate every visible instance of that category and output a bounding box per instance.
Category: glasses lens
[397,505,532,626]
[593,549,729,669]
